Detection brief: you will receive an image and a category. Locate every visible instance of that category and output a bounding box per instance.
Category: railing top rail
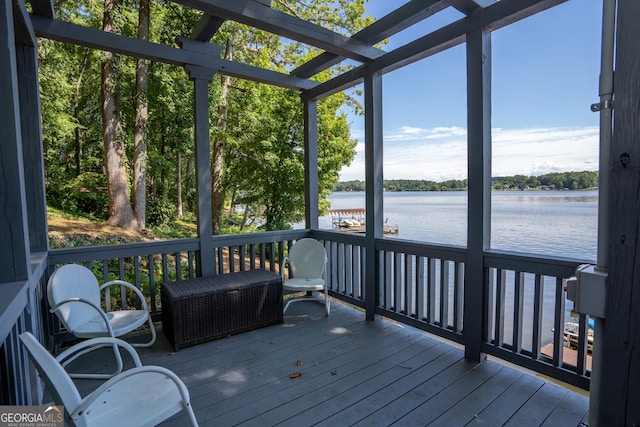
[485,249,586,277]
[375,237,467,262]
[49,238,201,264]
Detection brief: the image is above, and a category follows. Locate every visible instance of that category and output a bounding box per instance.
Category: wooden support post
[303,99,319,229]
[186,65,217,276]
[598,0,640,423]
[464,28,491,361]
[364,72,383,321]
[0,0,30,282]
[16,45,48,253]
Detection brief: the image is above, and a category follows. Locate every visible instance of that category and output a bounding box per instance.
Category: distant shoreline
[334,171,599,192]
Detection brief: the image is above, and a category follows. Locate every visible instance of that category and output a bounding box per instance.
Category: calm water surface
[321,190,598,262]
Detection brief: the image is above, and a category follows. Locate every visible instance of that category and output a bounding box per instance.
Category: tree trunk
[212,34,235,235]
[73,50,89,177]
[177,152,183,218]
[186,155,195,212]
[133,0,149,229]
[102,0,137,230]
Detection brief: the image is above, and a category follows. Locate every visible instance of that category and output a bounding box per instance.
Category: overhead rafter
[301,0,567,101]
[442,0,483,15]
[30,15,318,91]
[191,0,272,42]
[171,0,385,63]
[28,0,54,18]
[191,14,226,41]
[291,0,448,78]
[13,0,36,46]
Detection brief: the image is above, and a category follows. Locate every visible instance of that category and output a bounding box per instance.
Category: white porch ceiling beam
[172,0,385,63]
[302,0,566,101]
[291,0,448,78]
[30,15,318,91]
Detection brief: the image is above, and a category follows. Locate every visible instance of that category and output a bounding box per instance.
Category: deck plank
[51,300,589,427]
[504,381,571,427]
[427,364,524,426]
[465,371,546,426]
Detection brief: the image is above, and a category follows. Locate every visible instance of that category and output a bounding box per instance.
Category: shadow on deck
[65,301,589,426]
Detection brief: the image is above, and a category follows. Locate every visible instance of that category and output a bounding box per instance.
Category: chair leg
[132,316,157,348]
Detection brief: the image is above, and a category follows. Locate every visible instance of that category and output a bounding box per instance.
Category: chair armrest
[100,280,150,311]
[50,298,115,337]
[55,336,143,368]
[76,365,192,414]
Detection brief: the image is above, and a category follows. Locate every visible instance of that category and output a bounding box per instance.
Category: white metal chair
[47,264,156,378]
[19,332,198,427]
[281,238,330,316]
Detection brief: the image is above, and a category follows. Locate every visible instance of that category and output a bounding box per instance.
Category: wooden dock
[328,209,399,235]
[66,301,589,426]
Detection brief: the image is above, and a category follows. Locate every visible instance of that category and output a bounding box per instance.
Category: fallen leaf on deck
[269,340,276,345]
[290,371,302,379]
[296,360,304,366]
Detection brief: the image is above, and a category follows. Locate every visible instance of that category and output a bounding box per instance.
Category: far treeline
[334,171,599,192]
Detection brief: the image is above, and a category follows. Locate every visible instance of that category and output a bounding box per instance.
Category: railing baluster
[453,262,464,333]
[103,259,111,312]
[383,251,391,309]
[513,271,525,354]
[175,252,182,280]
[553,277,565,367]
[417,256,425,320]
[427,258,436,323]
[394,252,402,313]
[162,253,169,283]
[532,274,544,359]
[405,253,414,317]
[134,256,142,310]
[344,244,355,297]
[576,314,589,376]
[188,251,195,279]
[337,242,345,294]
[440,260,449,329]
[148,254,157,314]
[495,268,506,347]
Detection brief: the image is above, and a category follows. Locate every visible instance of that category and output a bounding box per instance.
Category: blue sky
[338,0,603,181]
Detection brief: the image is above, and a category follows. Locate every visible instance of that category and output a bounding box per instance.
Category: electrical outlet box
[570,264,607,319]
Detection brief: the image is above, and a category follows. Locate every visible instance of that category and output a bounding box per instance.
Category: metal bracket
[591,100,613,112]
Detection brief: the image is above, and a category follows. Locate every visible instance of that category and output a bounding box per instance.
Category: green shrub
[47,172,109,219]
[147,198,174,226]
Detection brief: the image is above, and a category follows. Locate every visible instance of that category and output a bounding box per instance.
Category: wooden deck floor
[67,301,589,426]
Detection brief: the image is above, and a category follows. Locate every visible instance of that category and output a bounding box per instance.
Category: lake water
[317,190,598,262]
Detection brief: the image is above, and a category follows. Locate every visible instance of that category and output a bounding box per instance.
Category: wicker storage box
[161,269,283,350]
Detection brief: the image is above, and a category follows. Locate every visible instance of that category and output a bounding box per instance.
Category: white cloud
[340,125,599,181]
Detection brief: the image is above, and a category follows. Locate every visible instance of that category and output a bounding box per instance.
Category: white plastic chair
[47,264,156,378]
[281,238,330,316]
[19,332,198,427]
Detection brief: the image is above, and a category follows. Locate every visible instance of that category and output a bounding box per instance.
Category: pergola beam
[172,0,385,63]
[291,0,448,78]
[442,0,484,16]
[301,0,566,101]
[12,0,36,47]
[28,0,54,18]
[30,15,318,91]
[191,0,271,41]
